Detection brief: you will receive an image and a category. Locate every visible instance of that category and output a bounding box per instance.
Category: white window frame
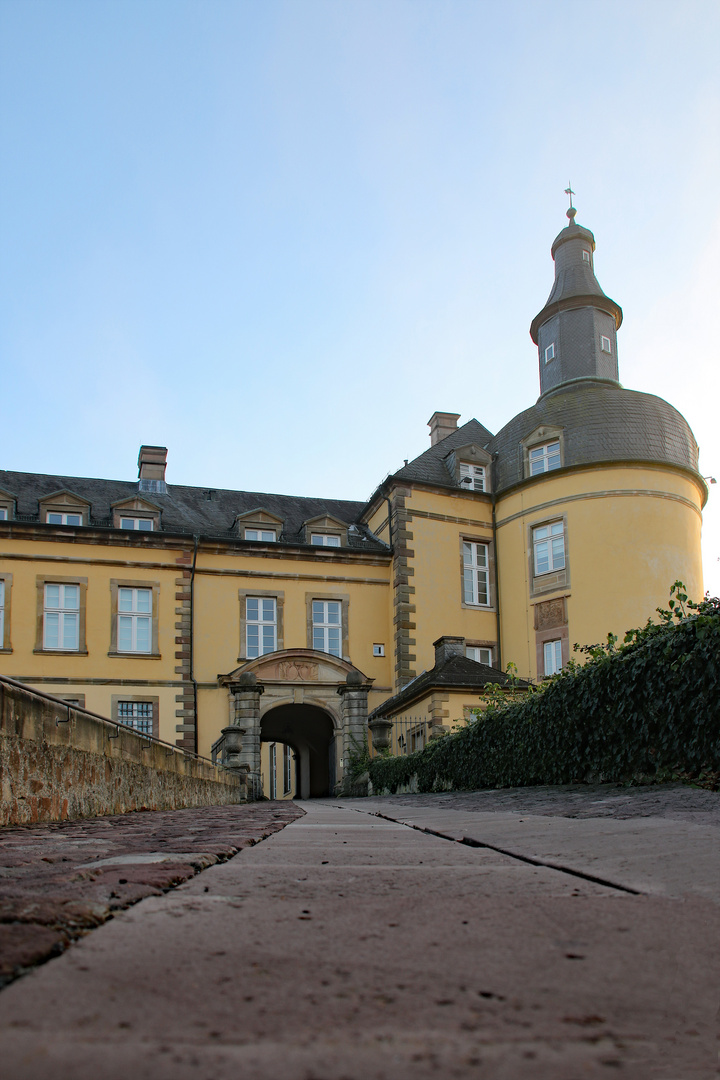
[0,508,7,520]
[544,639,563,676]
[600,335,612,353]
[311,533,341,547]
[0,580,4,645]
[312,600,342,656]
[582,249,591,264]
[245,597,277,658]
[117,700,154,735]
[462,542,490,606]
[529,440,561,475]
[117,587,153,653]
[43,583,80,650]
[245,528,276,542]
[466,646,492,666]
[533,522,566,576]
[459,463,486,491]
[269,743,277,800]
[46,512,83,526]
[120,516,154,531]
[544,342,555,364]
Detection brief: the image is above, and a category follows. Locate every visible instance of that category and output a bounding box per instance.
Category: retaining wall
[0,676,243,825]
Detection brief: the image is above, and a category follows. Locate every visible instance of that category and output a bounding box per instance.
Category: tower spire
[530,204,623,396]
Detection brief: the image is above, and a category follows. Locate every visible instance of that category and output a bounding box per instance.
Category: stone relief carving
[534,597,567,630]
[271,660,319,682]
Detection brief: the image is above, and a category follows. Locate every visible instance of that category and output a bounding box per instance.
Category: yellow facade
[0,213,708,796]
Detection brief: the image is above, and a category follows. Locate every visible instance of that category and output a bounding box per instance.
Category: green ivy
[368,588,720,795]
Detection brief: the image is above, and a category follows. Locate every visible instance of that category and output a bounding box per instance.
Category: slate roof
[488,380,700,493]
[0,470,388,550]
[389,419,494,487]
[369,654,529,719]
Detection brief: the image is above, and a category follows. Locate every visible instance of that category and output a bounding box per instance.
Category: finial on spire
[564,182,577,223]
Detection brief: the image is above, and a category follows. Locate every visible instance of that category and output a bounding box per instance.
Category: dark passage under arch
[260,704,336,798]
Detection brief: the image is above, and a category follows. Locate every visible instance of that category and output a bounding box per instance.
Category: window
[117,588,152,652]
[284,744,293,794]
[466,646,492,665]
[44,584,80,650]
[311,533,341,546]
[529,440,561,475]
[582,250,591,264]
[47,512,82,526]
[120,517,153,531]
[269,743,277,800]
[312,600,342,656]
[373,643,385,657]
[601,335,612,353]
[459,463,486,491]
[544,640,563,676]
[544,342,555,363]
[246,597,277,658]
[117,701,154,735]
[0,581,4,646]
[533,522,565,576]
[0,508,7,520]
[462,542,490,606]
[245,529,276,542]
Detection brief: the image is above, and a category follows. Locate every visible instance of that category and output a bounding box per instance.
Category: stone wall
[0,676,243,825]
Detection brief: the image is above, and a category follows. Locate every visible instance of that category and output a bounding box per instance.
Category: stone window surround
[535,625,570,680]
[0,489,15,520]
[39,492,91,527]
[459,533,496,611]
[305,591,350,661]
[528,515,570,598]
[111,694,160,740]
[56,693,86,708]
[465,638,496,665]
[302,515,347,544]
[235,509,284,540]
[445,444,493,492]
[238,589,285,661]
[34,575,88,655]
[0,572,11,651]
[111,497,162,531]
[108,579,161,658]
[521,426,565,480]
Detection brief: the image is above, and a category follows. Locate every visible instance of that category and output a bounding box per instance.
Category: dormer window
[120,517,154,532]
[0,509,7,521]
[245,529,276,542]
[311,534,341,547]
[582,250,591,264]
[529,441,561,475]
[544,342,555,364]
[47,512,82,526]
[459,463,486,491]
[601,335,612,353]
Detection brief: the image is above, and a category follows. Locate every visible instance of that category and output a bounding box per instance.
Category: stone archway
[218,649,372,797]
[260,703,335,798]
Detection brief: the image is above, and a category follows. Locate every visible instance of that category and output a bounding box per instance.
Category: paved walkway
[0,785,718,1078]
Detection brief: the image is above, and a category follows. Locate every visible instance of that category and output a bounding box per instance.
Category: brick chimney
[427,412,460,446]
[433,635,465,667]
[137,445,168,482]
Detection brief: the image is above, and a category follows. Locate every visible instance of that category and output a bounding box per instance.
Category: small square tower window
[601,335,612,354]
[582,250,591,264]
[544,343,555,364]
[373,643,385,657]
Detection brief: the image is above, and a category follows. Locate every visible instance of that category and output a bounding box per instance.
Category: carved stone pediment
[219,649,372,688]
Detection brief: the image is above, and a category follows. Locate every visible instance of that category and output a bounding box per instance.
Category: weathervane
[564,182,577,223]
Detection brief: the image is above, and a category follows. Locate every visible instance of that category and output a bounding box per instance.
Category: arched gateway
[218,650,372,798]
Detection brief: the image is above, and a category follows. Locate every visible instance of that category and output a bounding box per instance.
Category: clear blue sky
[1,0,718,595]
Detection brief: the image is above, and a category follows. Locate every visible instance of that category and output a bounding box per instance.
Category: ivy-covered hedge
[368,593,720,794]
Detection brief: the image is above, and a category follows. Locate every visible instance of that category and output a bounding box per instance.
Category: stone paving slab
[0,801,303,987]
[343,783,720,902]
[0,799,718,1078]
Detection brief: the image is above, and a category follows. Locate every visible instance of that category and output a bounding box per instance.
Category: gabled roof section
[391,419,494,488]
[369,654,528,719]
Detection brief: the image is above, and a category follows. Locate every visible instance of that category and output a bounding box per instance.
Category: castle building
[0,207,706,796]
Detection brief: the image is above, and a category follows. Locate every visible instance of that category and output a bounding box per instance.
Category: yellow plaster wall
[403,488,498,674]
[496,465,704,680]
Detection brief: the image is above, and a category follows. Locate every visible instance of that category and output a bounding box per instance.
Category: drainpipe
[491,457,502,671]
[190,535,199,754]
[386,496,394,548]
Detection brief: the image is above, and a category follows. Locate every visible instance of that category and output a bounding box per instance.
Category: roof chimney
[428,412,460,446]
[138,445,167,480]
[433,635,465,667]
